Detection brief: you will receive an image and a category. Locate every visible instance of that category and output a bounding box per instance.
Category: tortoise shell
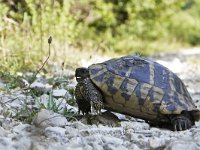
[88,56,199,121]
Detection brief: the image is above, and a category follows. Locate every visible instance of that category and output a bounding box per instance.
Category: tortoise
[75,55,200,131]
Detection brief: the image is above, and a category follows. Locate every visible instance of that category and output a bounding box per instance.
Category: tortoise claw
[172,116,192,131]
[91,101,103,115]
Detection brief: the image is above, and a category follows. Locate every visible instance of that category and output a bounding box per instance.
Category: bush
[69,0,200,54]
[0,0,200,74]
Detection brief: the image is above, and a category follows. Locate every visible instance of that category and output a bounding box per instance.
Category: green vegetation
[0,72,77,124]
[0,0,200,74]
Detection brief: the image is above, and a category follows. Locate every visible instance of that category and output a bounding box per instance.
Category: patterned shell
[88,56,198,116]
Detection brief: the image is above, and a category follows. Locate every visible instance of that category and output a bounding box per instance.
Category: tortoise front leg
[75,82,91,115]
[82,78,104,115]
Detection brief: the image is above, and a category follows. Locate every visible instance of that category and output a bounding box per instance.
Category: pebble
[52,89,69,97]
[12,124,32,135]
[44,126,67,141]
[166,140,200,150]
[33,109,68,128]
[149,137,166,149]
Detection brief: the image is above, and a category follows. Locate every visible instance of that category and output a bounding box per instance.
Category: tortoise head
[75,67,90,82]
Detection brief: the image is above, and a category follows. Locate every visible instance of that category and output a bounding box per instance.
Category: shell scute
[153,63,171,93]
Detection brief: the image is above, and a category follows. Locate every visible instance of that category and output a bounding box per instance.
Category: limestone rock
[52,89,69,97]
[33,109,68,128]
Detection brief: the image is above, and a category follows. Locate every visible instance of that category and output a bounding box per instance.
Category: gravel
[0,48,200,150]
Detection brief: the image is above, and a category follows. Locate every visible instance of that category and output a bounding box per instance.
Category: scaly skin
[82,78,104,114]
[75,78,104,115]
[75,81,91,115]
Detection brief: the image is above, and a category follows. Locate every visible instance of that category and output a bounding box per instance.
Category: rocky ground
[0,48,200,150]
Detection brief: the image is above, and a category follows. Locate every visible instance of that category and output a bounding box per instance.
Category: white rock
[102,135,123,145]
[65,104,78,113]
[169,130,192,140]
[80,126,123,137]
[30,82,51,94]
[122,121,150,131]
[113,113,129,121]
[65,126,79,138]
[67,80,77,90]
[18,79,30,89]
[39,94,50,107]
[52,89,69,97]
[56,98,68,113]
[39,94,65,111]
[1,96,16,103]
[13,137,32,150]
[90,142,104,150]
[104,144,128,150]
[45,127,66,138]
[0,105,3,114]
[85,134,103,144]
[12,124,32,135]
[149,137,166,149]
[33,109,68,128]
[0,93,33,117]
[28,142,46,150]
[133,133,146,141]
[9,101,22,109]
[0,118,21,130]
[71,121,90,130]
[0,137,15,150]
[0,127,9,137]
[193,128,200,145]
[30,82,46,88]
[47,144,69,150]
[67,137,93,150]
[167,140,199,150]
[127,144,141,150]
[194,135,200,146]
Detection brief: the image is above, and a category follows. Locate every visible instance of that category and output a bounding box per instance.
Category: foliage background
[0,0,200,74]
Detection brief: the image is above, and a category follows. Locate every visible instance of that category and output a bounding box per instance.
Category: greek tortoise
[75,55,200,131]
